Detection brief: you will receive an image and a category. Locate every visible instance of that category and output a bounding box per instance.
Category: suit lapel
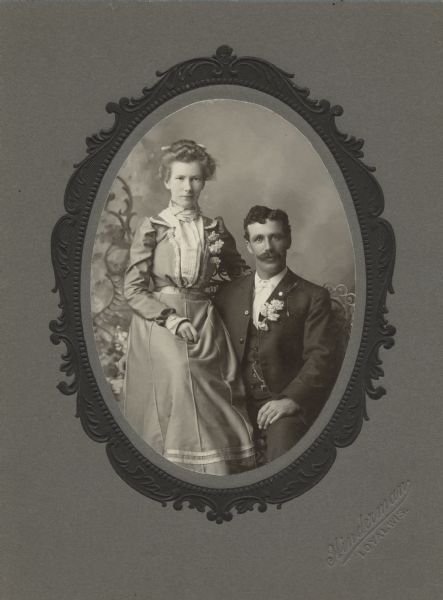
[255,269,299,329]
[264,269,299,304]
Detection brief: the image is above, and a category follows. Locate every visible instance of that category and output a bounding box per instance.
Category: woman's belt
[157,285,208,299]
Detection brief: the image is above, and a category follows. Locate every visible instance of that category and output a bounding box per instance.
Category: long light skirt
[123,291,256,475]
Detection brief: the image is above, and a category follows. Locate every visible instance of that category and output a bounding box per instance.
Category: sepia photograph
[7,1,443,597]
[90,99,356,475]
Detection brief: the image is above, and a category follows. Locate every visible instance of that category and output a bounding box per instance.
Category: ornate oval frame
[50,46,396,523]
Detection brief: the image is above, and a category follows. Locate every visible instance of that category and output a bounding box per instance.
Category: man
[214,205,338,463]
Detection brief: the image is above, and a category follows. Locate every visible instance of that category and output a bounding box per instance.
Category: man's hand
[257,398,300,430]
[176,321,199,343]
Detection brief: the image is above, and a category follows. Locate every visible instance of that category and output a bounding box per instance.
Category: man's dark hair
[243,205,291,241]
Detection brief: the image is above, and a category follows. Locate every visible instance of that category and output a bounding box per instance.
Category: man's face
[246,219,291,279]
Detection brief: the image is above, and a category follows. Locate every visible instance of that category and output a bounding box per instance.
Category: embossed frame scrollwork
[50,46,396,523]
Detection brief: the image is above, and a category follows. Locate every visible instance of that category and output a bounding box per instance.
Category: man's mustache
[258,251,282,260]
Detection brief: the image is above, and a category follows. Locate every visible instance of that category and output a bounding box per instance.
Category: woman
[123,140,256,474]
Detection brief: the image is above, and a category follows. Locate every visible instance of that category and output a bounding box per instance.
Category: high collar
[150,211,218,230]
[166,200,201,222]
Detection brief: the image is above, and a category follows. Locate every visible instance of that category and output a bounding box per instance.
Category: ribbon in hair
[160,142,206,151]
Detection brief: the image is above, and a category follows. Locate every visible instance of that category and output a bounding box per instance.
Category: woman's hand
[176,321,199,344]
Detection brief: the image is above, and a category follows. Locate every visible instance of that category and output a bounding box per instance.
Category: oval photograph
[89,99,356,475]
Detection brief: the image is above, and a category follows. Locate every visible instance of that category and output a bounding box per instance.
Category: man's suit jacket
[214,269,338,426]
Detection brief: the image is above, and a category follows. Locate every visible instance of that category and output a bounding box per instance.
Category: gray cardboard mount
[2,3,442,600]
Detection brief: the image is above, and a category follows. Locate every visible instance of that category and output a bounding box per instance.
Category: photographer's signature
[328,480,411,566]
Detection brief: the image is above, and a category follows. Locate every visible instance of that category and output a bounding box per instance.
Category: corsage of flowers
[257,299,285,331]
[207,231,224,267]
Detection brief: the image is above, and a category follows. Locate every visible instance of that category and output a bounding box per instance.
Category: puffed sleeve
[124,218,176,324]
[216,216,252,279]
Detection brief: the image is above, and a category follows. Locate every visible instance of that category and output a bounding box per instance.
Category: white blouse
[157,205,205,334]
[157,206,205,287]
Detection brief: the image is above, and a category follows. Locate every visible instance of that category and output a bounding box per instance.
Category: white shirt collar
[254,267,288,290]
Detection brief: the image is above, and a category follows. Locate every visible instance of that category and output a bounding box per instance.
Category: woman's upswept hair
[243,205,292,241]
[159,139,217,182]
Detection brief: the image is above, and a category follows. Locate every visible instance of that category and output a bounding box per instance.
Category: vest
[242,323,272,401]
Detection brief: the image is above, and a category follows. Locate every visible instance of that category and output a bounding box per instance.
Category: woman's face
[164,161,205,209]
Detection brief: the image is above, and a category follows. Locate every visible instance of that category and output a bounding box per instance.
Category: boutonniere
[257,299,285,331]
[207,230,224,266]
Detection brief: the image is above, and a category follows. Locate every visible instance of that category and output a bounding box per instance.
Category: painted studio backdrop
[89,99,356,433]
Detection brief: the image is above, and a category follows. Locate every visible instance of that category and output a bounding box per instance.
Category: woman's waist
[155,285,209,300]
